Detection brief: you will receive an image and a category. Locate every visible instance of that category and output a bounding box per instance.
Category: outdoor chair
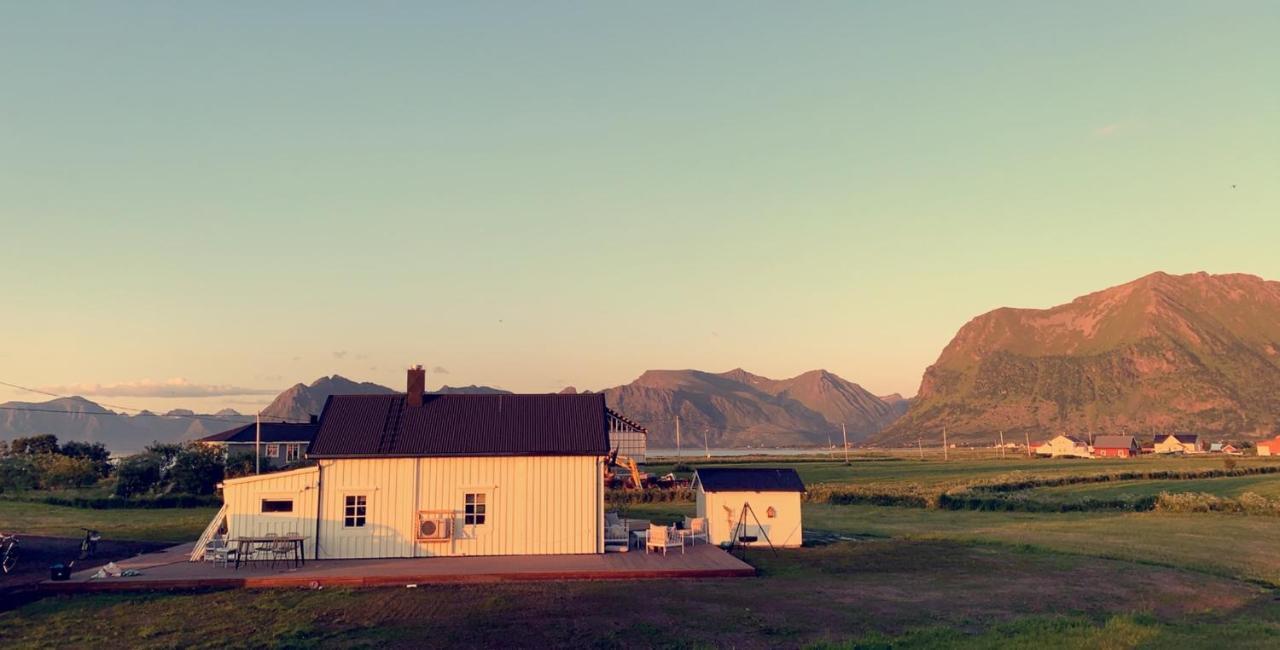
[645,524,684,556]
[682,517,709,546]
[204,537,237,567]
[248,533,277,569]
[270,537,296,569]
[605,522,629,551]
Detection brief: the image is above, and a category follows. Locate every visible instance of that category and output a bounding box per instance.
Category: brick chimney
[407,365,426,407]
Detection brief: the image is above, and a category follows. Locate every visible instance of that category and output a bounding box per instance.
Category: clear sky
[2,2,1277,413]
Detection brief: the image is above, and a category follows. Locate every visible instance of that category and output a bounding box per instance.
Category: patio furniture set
[604,512,708,555]
[202,533,307,570]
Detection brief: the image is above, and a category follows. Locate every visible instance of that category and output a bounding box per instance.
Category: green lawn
[649,455,1280,491]
[3,539,1273,648]
[0,500,217,542]
[1026,474,1280,501]
[9,456,1280,647]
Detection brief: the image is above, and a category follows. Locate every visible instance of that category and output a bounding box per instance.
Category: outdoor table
[231,535,307,570]
[630,529,649,550]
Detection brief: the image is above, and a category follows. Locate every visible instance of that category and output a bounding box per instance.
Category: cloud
[333,350,348,359]
[431,365,450,375]
[1094,123,1123,137]
[40,378,280,398]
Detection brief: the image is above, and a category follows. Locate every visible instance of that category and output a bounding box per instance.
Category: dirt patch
[0,536,170,610]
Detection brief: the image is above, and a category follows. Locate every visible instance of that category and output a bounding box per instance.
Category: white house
[1034,434,1091,458]
[1153,433,1204,454]
[199,366,612,560]
[692,467,805,548]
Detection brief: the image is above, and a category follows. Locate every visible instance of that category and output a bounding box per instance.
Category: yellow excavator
[604,448,649,490]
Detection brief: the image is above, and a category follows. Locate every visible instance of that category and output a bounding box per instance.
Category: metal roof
[198,422,318,444]
[694,467,806,493]
[308,393,611,458]
[1092,435,1138,449]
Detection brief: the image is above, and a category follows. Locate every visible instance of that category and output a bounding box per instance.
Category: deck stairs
[189,503,228,562]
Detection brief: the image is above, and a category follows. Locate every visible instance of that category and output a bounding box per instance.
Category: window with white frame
[464,493,487,525]
[264,444,280,458]
[285,444,302,462]
[344,495,367,528]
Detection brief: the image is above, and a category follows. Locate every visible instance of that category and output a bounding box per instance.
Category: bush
[0,456,41,493]
[168,445,225,495]
[115,454,164,497]
[224,451,257,479]
[606,488,694,504]
[37,455,99,489]
[59,441,112,478]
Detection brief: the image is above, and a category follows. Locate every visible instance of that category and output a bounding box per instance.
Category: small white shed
[692,467,805,548]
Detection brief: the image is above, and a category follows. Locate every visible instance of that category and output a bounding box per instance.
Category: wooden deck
[40,543,754,593]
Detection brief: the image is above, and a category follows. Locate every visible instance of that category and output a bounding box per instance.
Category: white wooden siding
[696,489,803,548]
[313,455,604,559]
[221,466,321,557]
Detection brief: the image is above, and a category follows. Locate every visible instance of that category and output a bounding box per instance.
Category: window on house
[264,444,280,458]
[344,495,367,527]
[285,444,302,462]
[261,499,293,513]
[464,493,487,525]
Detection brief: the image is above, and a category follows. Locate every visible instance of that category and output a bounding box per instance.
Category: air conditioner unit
[417,514,452,541]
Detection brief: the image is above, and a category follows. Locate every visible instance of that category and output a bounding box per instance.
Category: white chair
[682,517,709,546]
[645,524,684,556]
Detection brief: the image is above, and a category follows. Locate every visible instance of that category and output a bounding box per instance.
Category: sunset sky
[2,2,1277,413]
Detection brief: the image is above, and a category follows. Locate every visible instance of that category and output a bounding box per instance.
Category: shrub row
[967,465,1280,494]
[605,488,694,504]
[1154,490,1280,515]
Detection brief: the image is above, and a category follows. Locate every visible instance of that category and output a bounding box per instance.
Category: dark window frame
[464,492,487,525]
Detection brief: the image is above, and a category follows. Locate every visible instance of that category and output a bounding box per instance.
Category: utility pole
[827,432,834,459]
[917,436,924,460]
[1000,430,1006,459]
[942,425,949,461]
[255,410,262,475]
[1025,431,1032,458]
[704,428,710,459]
[842,423,850,465]
[675,416,681,457]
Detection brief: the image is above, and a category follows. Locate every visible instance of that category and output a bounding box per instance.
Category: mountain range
[600,368,908,448]
[0,396,252,455]
[876,272,1280,445]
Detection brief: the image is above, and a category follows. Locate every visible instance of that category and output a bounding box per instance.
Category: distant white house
[692,467,805,548]
[1034,434,1090,458]
[1153,434,1204,454]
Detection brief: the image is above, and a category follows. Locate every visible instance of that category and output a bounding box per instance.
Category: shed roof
[308,393,611,458]
[198,421,318,444]
[694,467,806,493]
[1092,435,1138,449]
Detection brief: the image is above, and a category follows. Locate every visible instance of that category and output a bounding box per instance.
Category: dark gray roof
[1155,433,1201,444]
[308,393,611,458]
[694,467,806,493]
[198,422,318,444]
[1092,435,1138,448]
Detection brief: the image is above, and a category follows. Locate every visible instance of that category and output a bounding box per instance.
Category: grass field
[7,454,1280,647]
[1026,473,1280,501]
[650,455,1280,492]
[0,500,217,542]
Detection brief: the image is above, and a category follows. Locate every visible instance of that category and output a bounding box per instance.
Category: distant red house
[1092,435,1140,458]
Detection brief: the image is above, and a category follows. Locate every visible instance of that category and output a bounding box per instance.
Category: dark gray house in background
[197,420,319,467]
